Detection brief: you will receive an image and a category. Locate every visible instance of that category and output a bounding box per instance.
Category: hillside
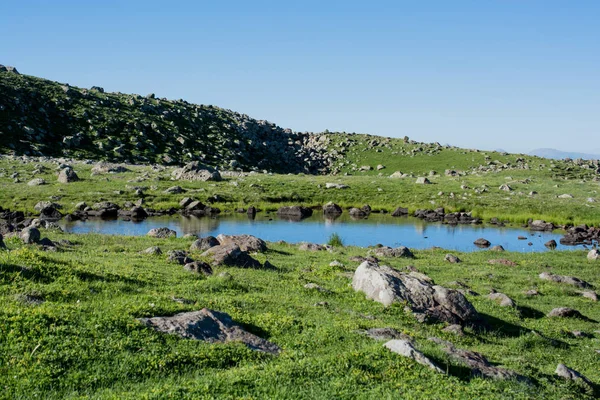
[529,148,600,161]
[0,66,335,174]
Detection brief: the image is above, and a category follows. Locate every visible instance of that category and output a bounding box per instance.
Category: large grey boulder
[57,167,79,183]
[138,308,280,354]
[322,202,343,215]
[352,261,480,326]
[539,272,591,288]
[384,340,444,374]
[216,234,267,252]
[201,244,261,268]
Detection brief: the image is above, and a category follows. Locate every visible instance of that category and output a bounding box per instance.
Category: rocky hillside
[0,65,338,174]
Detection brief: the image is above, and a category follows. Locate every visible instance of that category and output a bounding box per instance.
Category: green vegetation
[1,155,599,226]
[327,233,344,247]
[1,232,598,399]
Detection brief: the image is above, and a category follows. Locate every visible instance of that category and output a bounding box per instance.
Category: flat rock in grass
[555,364,594,392]
[325,182,349,189]
[359,327,411,341]
[415,177,431,184]
[216,234,267,252]
[304,283,331,293]
[582,291,598,301]
[91,162,128,174]
[488,259,517,267]
[329,260,345,268]
[138,308,280,354]
[140,246,162,255]
[587,249,600,260]
[201,244,261,268]
[539,272,591,289]
[352,261,481,326]
[524,289,540,297]
[190,236,219,252]
[547,307,586,319]
[27,178,46,186]
[429,337,526,381]
[147,227,177,238]
[384,340,444,373]
[298,242,325,251]
[487,291,516,307]
[444,254,461,263]
[442,324,465,336]
[164,186,184,194]
[183,261,213,276]
[371,246,414,258]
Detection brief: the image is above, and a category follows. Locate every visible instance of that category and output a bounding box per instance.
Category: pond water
[59,213,577,253]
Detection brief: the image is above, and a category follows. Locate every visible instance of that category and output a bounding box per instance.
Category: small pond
[59,213,578,253]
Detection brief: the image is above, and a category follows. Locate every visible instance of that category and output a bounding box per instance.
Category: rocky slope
[0,65,338,173]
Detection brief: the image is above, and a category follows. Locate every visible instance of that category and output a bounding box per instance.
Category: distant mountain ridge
[528,148,600,161]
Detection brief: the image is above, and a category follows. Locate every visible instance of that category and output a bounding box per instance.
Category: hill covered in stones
[0,66,337,174]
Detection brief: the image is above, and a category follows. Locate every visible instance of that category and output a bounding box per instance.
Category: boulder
[415,177,431,184]
[172,162,221,181]
[473,238,490,247]
[444,254,461,263]
[555,364,594,392]
[164,186,184,194]
[298,242,325,251]
[582,291,598,301]
[487,291,516,307]
[587,249,599,260]
[27,178,46,186]
[277,206,312,219]
[348,207,367,218]
[529,220,554,231]
[544,240,557,249]
[371,246,414,258]
[140,246,162,255]
[359,327,410,341]
[488,259,517,267]
[216,234,267,252]
[20,227,41,244]
[498,184,512,192]
[352,261,480,326]
[384,340,444,374]
[391,207,409,217]
[547,307,585,318]
[190,236,219,252]
[201,244,261,268]
[322,202,342,215]
[34,201,62,220]
[325,182,349,189]
[138,308,280,354]
[539,272,591,288]
[57,167,79,183]
[147,227,177,238]
[490,245,505,252]
[167,250,193,265]
[183,261,213,276]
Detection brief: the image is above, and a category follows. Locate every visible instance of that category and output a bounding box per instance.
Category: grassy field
[1,231,599,399]
[1,148,599,226]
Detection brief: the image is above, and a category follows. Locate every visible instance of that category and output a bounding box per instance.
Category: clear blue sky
[2,1,599,153]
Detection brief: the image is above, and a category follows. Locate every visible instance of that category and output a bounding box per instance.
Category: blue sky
[2,1,599,153]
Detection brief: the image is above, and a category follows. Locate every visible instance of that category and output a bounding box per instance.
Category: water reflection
[60,213,577,253]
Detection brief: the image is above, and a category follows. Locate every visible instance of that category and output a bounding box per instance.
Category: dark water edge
[58,213,580,253]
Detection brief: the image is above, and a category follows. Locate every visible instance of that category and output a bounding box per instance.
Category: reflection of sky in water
[60,214,578,253]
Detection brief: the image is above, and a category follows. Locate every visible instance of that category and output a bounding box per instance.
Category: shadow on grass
[476,313,529,338]
[517,305,545,319]
[0,263,54,283]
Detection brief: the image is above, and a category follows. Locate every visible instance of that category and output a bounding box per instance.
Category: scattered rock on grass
[488,259,517,267]
[20,227,40,244]
[183,261,213,276]
[141,246,162,255]
[138,308,280,354]
[359,327,410,341]
[444,254,461,263]
[190,236,219,252]
[547,307,585,319]
[539,272,591,288]
[371,246,414,258]
[216,234,267,252]
[201,244,261,268]
[384,340,444,373]
[587,249,599,260]
[555,364,594,393]
[487,291,516,307]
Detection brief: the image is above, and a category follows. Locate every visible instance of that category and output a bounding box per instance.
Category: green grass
[1,231,599,399]
[1,154,599,226]
[327,233,344,247]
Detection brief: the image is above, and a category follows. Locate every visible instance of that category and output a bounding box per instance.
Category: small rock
[544,240,557,249]
[147,227,177,238]
[547,307,585,318]
[384,340,444,373]
[490,245,505,252]
[183,261,213,276]
[20,227,41,244]
[304,283,331,293]
[442,324,464,336]
[141,246,162,255]
[444,254,461,263]
[27,178,46,186]
[587,249,599,260]
[555,363,594,392]
[582,291,598,301]
[487,291,516,307]
[474,238,491,247]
